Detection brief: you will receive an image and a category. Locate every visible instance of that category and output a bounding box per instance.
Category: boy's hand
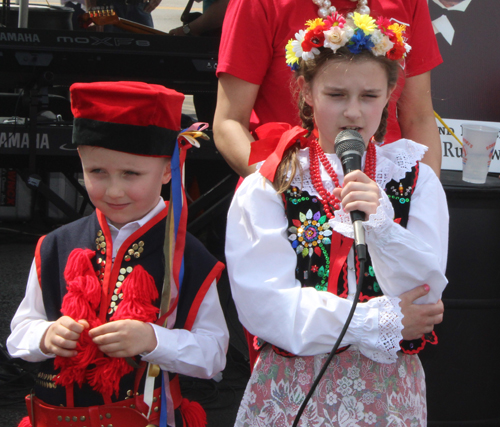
[399,285,444,341]
[89,320,157,358]
[332,170,380,220]
[41,316,89,357]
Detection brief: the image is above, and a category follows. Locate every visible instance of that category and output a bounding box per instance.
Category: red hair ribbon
[249,123,309,182]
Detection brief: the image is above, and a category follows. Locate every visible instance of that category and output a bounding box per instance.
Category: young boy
[7,81,229,427]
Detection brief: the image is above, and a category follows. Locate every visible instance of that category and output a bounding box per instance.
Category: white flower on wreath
[370,28,383,45]
[364,411,377,425]
[303,47,320,61]
[398,364,406,378]
[291,30,306,59]
[371,34,394,56]
[323,26,350,53]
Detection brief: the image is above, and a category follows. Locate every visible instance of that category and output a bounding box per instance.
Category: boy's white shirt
[7,197,228,379]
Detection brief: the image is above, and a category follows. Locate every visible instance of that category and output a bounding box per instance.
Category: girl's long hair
[272,48,400,193]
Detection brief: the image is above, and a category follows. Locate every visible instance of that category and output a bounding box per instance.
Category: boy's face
[79,146,171,229]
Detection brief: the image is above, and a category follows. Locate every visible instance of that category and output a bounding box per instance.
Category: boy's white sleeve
[141,279,229,379]
[7,259,55,362]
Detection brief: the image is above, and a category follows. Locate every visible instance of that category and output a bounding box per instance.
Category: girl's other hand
[399,285,444,341]
[332,170,380,220]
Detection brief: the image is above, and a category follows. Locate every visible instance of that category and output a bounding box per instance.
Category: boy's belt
[26,387,162,427]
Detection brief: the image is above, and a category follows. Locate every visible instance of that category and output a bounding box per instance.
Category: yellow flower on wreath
[305,18,325,31]
[285,39,300,69]
[388,22,407,43]
[353,12,376,34]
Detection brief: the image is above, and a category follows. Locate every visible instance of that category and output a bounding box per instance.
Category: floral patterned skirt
[235,345,426,427]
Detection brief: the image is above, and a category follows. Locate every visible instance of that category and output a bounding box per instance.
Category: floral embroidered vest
[282,162,436,355]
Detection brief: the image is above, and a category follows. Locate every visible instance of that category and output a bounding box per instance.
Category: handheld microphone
[334,130,367,261]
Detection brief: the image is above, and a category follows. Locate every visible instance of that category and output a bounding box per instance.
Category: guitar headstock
[82,7,120,27]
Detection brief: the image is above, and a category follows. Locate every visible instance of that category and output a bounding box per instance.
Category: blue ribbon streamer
[159,140,186,427]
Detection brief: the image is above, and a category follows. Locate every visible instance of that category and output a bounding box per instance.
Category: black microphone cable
[291,258,366,427]
[292,130,371,426]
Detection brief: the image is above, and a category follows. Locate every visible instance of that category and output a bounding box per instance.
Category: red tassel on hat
[180,398,207,427]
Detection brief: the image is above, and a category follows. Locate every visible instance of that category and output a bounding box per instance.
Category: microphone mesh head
[334,130,366,158]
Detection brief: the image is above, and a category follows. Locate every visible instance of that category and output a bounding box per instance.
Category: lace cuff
[352,296,403,364]
[328,186,394,240]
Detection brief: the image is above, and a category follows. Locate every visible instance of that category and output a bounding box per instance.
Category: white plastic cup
[461,124,499,184]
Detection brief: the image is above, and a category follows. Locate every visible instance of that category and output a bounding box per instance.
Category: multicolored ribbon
[158,122,208,427]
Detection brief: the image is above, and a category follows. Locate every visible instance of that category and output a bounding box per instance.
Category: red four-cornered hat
[70,81,185,157]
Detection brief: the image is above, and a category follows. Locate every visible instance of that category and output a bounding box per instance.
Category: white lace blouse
[225,139,449,364]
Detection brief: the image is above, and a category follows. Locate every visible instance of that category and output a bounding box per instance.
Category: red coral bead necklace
[308,138,377,219]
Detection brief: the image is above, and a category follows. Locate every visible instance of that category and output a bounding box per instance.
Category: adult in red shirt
[214,0,443,177]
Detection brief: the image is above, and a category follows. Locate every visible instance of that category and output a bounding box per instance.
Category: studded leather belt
[25,388,161,427]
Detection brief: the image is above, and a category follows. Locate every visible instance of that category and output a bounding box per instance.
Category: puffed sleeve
[226,173,404,363]
[363,163,449,304]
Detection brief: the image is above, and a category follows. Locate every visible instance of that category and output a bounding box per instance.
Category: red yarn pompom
[112,265,159,323]
[180,398,207,427]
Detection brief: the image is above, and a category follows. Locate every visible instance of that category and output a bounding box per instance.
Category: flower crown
[285,12,411,71]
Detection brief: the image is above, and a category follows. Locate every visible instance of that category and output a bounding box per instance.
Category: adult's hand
[169,26,187,36]
[144,0,161,14]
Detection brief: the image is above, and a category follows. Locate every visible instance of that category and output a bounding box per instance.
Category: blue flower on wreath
[348,30,374,54]
[287,209,333,258]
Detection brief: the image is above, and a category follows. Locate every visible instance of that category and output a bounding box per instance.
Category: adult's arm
[213,73,260,177]
[398,71,442,177]
[169,0,230,36]
[144,0,161,14]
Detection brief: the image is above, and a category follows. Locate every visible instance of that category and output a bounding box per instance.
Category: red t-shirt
[217,0,442,143]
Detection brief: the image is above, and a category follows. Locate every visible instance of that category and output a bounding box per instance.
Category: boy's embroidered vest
[266,162,436,356]
[33,210,223,420]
